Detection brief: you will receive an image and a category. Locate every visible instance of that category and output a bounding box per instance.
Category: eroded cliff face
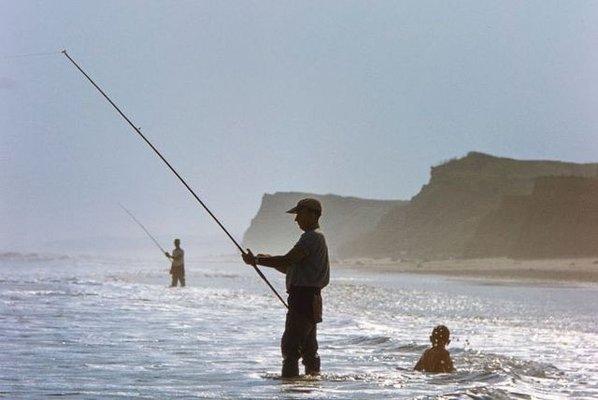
[242,192,405,257]
[340,152,598,259]
[464,177,598,259]
[513,177,598,258]
[244,153,598,260]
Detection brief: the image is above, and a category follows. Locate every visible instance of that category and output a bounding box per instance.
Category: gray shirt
[171,247,184,267]
[286,229,330,291]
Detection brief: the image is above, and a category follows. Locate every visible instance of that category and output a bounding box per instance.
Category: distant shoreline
[335,257,598,283]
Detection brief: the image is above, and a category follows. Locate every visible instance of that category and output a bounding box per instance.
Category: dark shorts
[288,286,322,324]
[170,265,185,276]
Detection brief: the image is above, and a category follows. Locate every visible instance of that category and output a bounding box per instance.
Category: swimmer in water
[414,325,455,373]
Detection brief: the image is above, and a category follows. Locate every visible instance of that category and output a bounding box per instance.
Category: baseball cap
[286,198,322,215]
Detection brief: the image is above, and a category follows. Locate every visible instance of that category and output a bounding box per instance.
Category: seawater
[1,258,597,399]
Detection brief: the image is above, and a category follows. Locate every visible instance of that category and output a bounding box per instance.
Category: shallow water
[1,258,597,399]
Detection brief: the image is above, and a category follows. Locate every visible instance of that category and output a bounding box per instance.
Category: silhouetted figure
[165,238,185,287]
[243,198,330,378]
[414,325,455,373]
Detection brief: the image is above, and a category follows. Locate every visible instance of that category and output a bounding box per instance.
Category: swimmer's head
[430,325,450,347]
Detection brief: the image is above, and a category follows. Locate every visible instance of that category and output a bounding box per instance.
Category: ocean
[1,257,597,399]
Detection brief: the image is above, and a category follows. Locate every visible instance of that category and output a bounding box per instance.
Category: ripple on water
[0,260,596,399]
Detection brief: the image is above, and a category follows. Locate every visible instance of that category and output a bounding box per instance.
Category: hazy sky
[1,1,597,254]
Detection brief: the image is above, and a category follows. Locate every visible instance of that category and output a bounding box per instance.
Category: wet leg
[281,311,312,378]
[302,324,320,375]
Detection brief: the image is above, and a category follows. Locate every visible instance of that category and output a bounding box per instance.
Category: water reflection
[0,260,596,398]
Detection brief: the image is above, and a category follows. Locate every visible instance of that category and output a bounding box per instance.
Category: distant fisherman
[165,238,185,287]
[242,198,330,378]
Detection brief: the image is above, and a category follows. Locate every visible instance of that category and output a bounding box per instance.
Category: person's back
[414,325,455,373]
[414,346,454,373]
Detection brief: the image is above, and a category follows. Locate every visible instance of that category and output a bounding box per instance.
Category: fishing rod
[119,203,167,255]
[62,50,288,309]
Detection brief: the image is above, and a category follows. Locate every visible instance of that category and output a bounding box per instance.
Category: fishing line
[119,203,167,255]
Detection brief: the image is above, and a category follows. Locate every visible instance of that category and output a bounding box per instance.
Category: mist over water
[1,258,597,399]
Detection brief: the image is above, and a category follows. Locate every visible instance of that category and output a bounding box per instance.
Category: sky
[1,1,597,255]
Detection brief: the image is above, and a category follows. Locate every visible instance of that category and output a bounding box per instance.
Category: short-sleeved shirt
[171,248,184,267]
[285,229,330,291]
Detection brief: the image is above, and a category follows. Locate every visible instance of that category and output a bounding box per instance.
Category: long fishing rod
[119,203,167,255]
[62,50,288,309]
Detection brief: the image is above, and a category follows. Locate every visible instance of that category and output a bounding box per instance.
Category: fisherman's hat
[286,198,322,215]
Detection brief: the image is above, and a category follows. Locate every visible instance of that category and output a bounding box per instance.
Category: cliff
[340,152,598,259]
[242,192,405,257]
[466,176,598,258]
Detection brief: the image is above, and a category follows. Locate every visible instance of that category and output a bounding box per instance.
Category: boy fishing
[242,198,330,378]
